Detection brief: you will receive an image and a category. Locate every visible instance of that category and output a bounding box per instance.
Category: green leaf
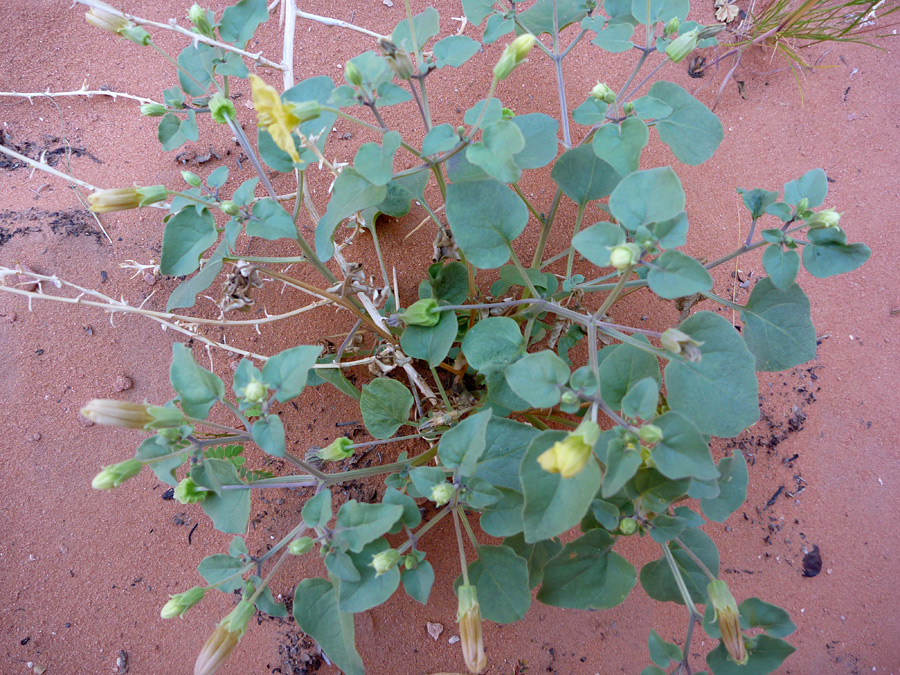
[601,437,642,498]
[521,431,602,542]
[433,35,481,68]
[483,15,512,43]
[262,345,323,402]
[464,476,503,508]
[302,489,332,529]
[158,112,190,151]
[135,435,184,486]
[551,145,621,207]
[421,123,460,156]
[700,451,748,522]
[216,51,249,78]
[459,545,531,623]
[537,529,637,609]
[502,533,563,588]
[505,351,570,408]
[480,488,525,537]
[160,208,217,276]
[651,411,719,481]
[293,579,365,675]
[761,245,800,289]
[353,131,401,186]
[445,179,528,269]
[170,343,224,418]
[591,23,635,51]
[621,377,659,420]
[606,0,640,24]
[631,95,673,120]
[802,239,870,278]
[461,317,524,374]
[474,417,540,490]
[364,171,430,224]
[316,168,387,261]
[392,7,440,53]
[408,466,447,498]
[598,336,662,410]
[740,598,796,637]
[383,487,421,531]
[167,238,228,311]
[402,560,435,604]
[252,414,285,457]
[572,222,627,266]
[647,250,713,299]
[640,528,719,604]
[176,45,215,97]
[446,149,489,182]
[592,117,648,177]
[360,378,413,439]
[249,576,289,617]
[337,539,401,613]
[609,167,685,231]
[462,0,495,24]
[649,629,683,667]
[510,113,560,169]
[737,187,779,220]
[706,634,795,675]
[467,119,526,183]
[517,0,591,34]
[464,97,503,126]
[247,198,298,241]
[400,309,457,366]
[589,499,622,530]
[198,554,244,593]
[641,667,668,675]
[572,97,609,125]
[632,0,689,23]
[664,311,759,438]
[648,513,689,544]
[647,81,723,165]
[653,211,689,249]
[229,536,249,558]
[195,459,251,533]
[427,261,469,305]
[739,279,816,372]
[219,0,267,48]
[438,409,492,477]
[784,168,827,207]
[335,501,404,553]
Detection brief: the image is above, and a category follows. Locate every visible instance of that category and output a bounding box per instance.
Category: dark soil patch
[0,130,101,171]
[0,208,102,246]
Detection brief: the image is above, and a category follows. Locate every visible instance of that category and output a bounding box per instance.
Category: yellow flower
[537,420,600,479]
[457,585,486,674]
[250,75,300,163]
[194,600,254,675]
[708,580,748,665]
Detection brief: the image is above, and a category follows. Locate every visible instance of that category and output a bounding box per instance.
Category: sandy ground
[1,1,899,674]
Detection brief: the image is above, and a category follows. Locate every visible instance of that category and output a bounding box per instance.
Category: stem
[662,543,703,618]
[398,504,451,554]
[566,203,586,278]
[296,10,386,39]
[224,116,278,200]
[621,56,670,103]
[531,188,563,267]
[593,263,634,319]
[323,446,438,486]
[0,143,100,191]
[0,88,159,106]
[369,225,392,291]
[467,78,498,137]
[430,365,453,411]
[673,536,718,583]
[700,290,744,313]
[222,400,252,432]
[512,184,544,224]
[452,507,470,584]
[457,507,480,549]
[509,246,541,298]
[551,0,572,147]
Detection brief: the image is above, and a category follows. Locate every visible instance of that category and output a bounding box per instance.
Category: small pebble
[113,376,133,392]
[28,432,41,442]
[448,635,460,644]
[143,273,156,286]
[426,621,443,641]
[8,312,16,323]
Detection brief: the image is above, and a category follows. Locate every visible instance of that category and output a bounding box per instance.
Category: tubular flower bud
[161,586,206,619]
[249,74,301,163]
[560,391,579,406]
[377,38,415,80]
[87,187,155,213]
[664,17,681,36]
[660,328,704,362]
[285,100,322,124]
[806,208,841,229]
[140,103,167,117]
[665,28,699,63]
[608,243,641,271]
[182,170,203,187]
[316,437,354,462]
[370,548,401,575]
[457,585,487,674]
[209,94,236,124]
[795,197,809,213]
[401,298,442,326]
[288,536,314,555]
[345,61,363,87]
[174,477,208,505]
[85,5,132,34]
[591,82,617,104]
[430,482,455,507]
[92,459,143,490]
[537,420,600,479]
[121,26,151,45]
[81,399,184,429]
[493,34,536,80]
[220,201,240,217]
[707,580,748,665]
[194,600,255,675]
[638,424,663,444]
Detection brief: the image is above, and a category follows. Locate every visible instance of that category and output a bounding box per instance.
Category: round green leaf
[505,350,570,408]
[551,145,621,206]
[446,179,528,268]
[609,167,686,231]
[647,250,713,299]
[459,545,531,623]
[739,278,816,372]
[360,378,413,439]
[293,579,364,675]
[461,317,525,374]
[647,81,723,166]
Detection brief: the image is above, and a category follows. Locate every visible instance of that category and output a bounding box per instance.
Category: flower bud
[86,188,142,213]
[591,82,617,105]
[665,28,699,64]
[288,536,314,555]
[209,94,236,124]
[560,391,579,406]
[493,34,536,81]
[664,17,681,36]
[136,185,169,206]
[220,201,240,217]
[638,424,663,444]
[623,101,635,115]
[140,103,167,117]
[377,38,416,80]
[806,208,841,229]
[403,554,419,570]
[619,517,638,535]
[121,26,151,45]
[370,548,401,575]
[286,100,322,124]
[181,170,203,187]
[457,584,486,674]
[537,420,600,479]
[174,477,208,504]
[82,399,154,428]
[608,243,641,271]
[707,580,748,665]
[401,298,441,326]
[161,586,206,619]
[85,6,131,34]
[188,5,215,38]
[316,437,354,462]
[796,197,809,213]
[92,459,143,490]
[697,23,726,40]
[240,378,267,404]
[194,600,255,675]
[344,61,363,87]
[430,482,455,507]
[660,328,704,362]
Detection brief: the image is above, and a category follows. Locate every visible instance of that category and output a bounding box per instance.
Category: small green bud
[403,554,419,570]
[181,171,203,187]
[665,28,699,63]
[807,208,841,229]
[697,23,727,40]
[501,107,515,120]
[92,459,143,490]
[345,61,363,87]
[370,548,401,575]
[623,101,635,115]
[664,17,681,36]
[638,424,663,444]
[796,197,809,213]
[608,243,641,271]
[209,94,236,124]
[619,517,638,535]
[660,328,704,362]
[288,536,314,555]
[241,378,267,404]
[135,185,168,207]
[121,26,151,45]
[161,586,206,619]
[430,482,455,507]
[591,82,617,105]
[140,103,167,117]
[401,298,441,326]
[223,599,255,635]
[560,391,579,406]
[493,34,536,80]
[220,201,240,217]
[188,5,215,37]
[316,437,354,462]
[174,477,208,504]
[377,38,415,80]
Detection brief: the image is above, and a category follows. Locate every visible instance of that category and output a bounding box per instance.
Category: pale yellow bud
[457,585,486,674]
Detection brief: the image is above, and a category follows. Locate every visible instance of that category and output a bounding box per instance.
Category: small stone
[28,432,42,442]
[426,621,443,641]
[143,273,157,286]
[383,0,394,6]
[448,635,460,644]
[8,312,17,323]
[113,376,133,392]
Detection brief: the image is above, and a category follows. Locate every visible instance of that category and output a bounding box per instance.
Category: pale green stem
[566,203,586,278]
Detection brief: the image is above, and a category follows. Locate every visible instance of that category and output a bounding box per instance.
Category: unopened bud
[796,197,809,213]
[316,437,354,462]
[493,34,536,81]
[665,28,699,63]
[195,600,255,675]
[401,298,441,326]
[188,5,215,37]
[623,101,635,115]
[660,328,704,362]
[240,378,267,404]
[220,201,240,216]
[608,243,641,271]
[140,103,167,117]
[81,399,153,428]
[288,537,314,555]
[121,26,151,45]
[161,586,206,619]
[591,82,617,105]
[209,94,236,124]
[87,187,151,213]
[707,580,748,665]
[174,477,208,504]
[85,6,131,34]
[537,420,599,479]
[806,208,841,229]
[92,459,143,490]
[560,391,579,406]
[638,424,663,444]
[370,548,401,575]
[430,482,455,507]
[286,100,322,124]
[181,170,203,187]
[345,61,363,87]
[619,517,638,535]
[377,38,415,80]
[697,23,727,40]
[457,584,486,674]
[665,17,681,36]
